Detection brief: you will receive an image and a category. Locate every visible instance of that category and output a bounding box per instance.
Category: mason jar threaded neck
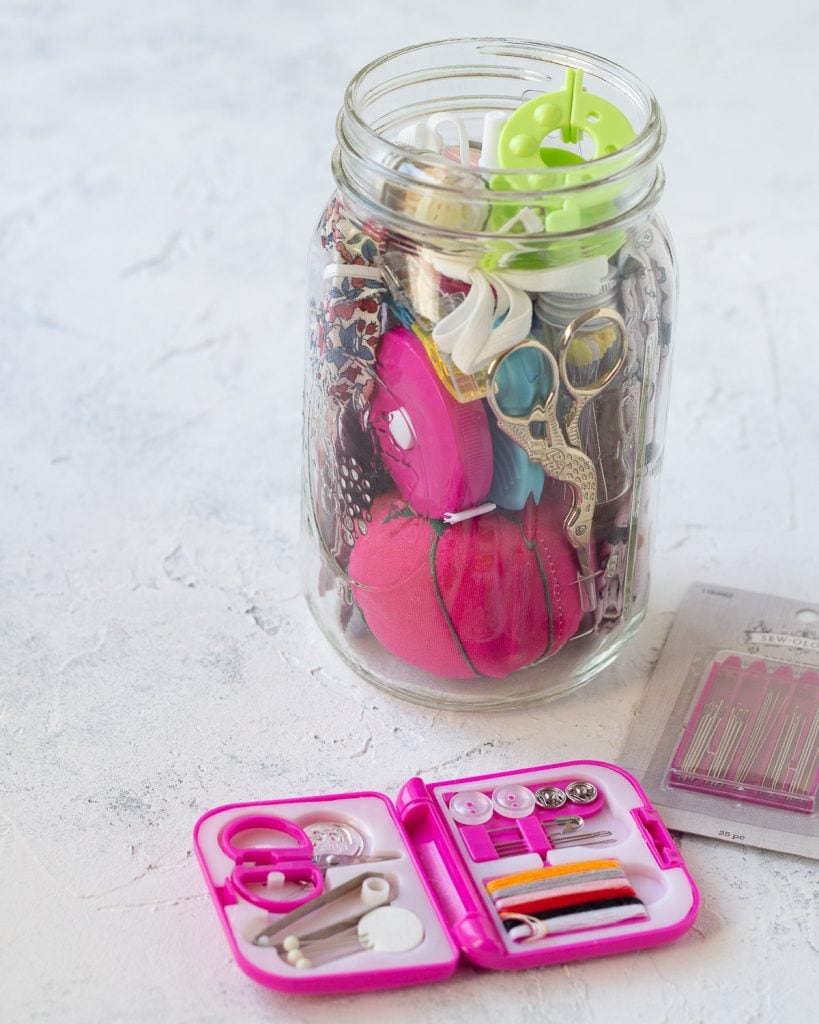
[334,38,666,245]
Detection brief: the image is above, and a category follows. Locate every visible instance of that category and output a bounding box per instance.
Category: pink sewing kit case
[193,759,699,994]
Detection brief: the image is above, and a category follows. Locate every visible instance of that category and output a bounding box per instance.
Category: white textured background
[1,1,817,1021]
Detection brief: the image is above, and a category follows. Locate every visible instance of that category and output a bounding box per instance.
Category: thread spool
[381,153,489,233]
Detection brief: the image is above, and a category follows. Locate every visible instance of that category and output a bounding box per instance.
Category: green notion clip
[488,68,636,248]
[497,67,635,187]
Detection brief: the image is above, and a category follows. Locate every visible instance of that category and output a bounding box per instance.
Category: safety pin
[252,872,389,947]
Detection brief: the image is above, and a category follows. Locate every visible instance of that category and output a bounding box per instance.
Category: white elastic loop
[479,111,507,168]
[395,121,439,152]
[496,207,545,235]
[427,113,471,166]
[323,263,385,281]
[448,274,500,370]
[498,255,609,292]
[431,269,532,373]
[433,269,532,373]
[467,275,534,371]
[433,270,494,357]
[428,252,610,373]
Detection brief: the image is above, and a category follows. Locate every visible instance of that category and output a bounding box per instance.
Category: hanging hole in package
[622,583,819,860]
[194,759,698,994]
[302,40,676,708]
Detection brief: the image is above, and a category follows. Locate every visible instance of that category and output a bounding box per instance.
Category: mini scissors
[486,306,626,610]
[220,814,399,913]
[221,814,325,913]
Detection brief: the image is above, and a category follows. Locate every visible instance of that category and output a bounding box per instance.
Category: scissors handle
[229,862,322,913]
[220,813,324,913]
[558,306,627,450]
[485,339,560,430]
[486,345,599,547]
[487,340,599,610]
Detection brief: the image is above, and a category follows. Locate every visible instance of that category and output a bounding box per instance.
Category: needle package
[623,583,819,860]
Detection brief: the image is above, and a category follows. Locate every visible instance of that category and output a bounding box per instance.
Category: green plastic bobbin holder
[484,68,636,269]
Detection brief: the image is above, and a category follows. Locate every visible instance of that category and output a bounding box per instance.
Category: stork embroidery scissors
[486,306,626,610]
[219,814,399,913]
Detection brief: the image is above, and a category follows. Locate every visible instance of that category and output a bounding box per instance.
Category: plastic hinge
[632,807,681,869]
[396,778,505,956]
[398,776,434,822]
[452,912,505,957]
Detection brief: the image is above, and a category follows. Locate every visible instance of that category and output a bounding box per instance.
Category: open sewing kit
[623,583,819,860]
[194,760,699,994]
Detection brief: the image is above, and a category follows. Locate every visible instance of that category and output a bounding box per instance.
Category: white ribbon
[431,251,610,374]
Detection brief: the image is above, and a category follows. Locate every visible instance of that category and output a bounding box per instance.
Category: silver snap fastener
[566,781,598,804]
[534,785,567,809]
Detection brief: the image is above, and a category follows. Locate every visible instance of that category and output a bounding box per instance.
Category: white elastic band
[396,111,509,169]
[496,207,545,236]
[395,121,439,152]
[323,263,385,281]
[430,253,609,374]
[479,111,508,168]
[432,269,495,360]
[427,113,471,166]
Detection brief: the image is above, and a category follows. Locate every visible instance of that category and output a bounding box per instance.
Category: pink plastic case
[193,760,699,994]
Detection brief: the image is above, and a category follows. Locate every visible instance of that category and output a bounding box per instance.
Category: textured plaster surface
[1,1,817,1021]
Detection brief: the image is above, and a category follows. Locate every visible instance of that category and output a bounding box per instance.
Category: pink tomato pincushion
[348,483,585,679]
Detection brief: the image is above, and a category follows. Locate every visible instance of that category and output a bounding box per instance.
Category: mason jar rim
[336,36,666,237]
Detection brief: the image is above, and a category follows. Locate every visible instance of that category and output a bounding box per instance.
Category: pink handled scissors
[220,814,324,913]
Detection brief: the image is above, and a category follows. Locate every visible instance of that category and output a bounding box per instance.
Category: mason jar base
[305,581,648,711]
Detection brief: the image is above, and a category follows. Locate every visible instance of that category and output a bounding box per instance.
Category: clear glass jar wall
[302,39,676,708]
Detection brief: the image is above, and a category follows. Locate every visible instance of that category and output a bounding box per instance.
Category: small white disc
[357,906,425,954]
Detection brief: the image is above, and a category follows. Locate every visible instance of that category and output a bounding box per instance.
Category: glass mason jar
[302,39,675,709]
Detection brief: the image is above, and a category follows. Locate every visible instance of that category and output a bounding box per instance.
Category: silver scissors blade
[312,852,401,869]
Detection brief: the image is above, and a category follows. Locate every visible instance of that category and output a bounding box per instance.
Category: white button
[491,784,536,818]
[448,790,493,825]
